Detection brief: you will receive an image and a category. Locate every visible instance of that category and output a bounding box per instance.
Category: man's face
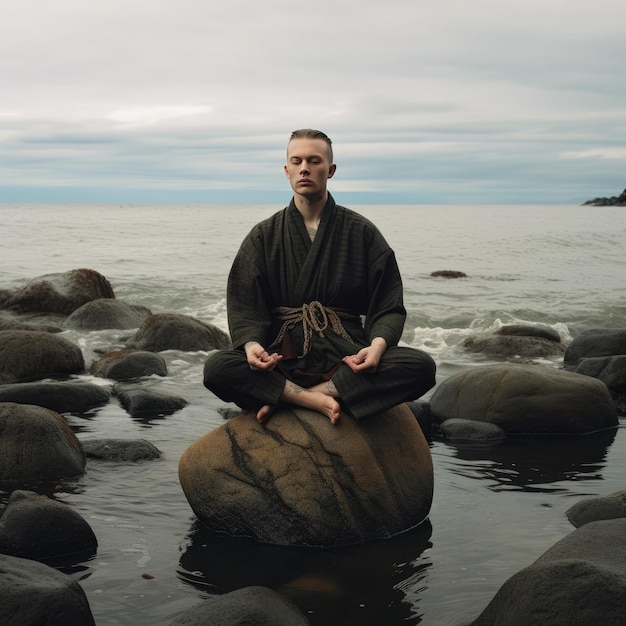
[284,137,336,201]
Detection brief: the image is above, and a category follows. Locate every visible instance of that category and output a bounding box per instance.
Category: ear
[328,164,337,179]
[284,164,289,177]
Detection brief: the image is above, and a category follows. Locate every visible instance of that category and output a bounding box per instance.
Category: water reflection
[440,428,617,492]
[178,520,434,625]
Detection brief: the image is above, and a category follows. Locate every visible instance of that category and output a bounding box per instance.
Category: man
[204,129,435,424]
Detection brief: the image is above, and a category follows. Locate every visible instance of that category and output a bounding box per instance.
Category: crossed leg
[257,379,340,425]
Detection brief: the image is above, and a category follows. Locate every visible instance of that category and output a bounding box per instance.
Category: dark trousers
[203,346,436,421]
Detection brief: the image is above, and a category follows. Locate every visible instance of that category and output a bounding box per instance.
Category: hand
[244,342,283,371]
[342,337,387,373]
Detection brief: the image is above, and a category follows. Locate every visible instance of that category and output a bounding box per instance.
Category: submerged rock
[0,330,85,383]
[472,518,626,625]
[168,586,309,626]
[179,403,433,547]
[0,402,86,483]
[0,490,97,562]
[90,349,167,380]
[0,553,96,625]
[116,387,188,418]
[0,381,109,414]
[566,490,626,528]
[81,438,161,461]
[430,363,618,435]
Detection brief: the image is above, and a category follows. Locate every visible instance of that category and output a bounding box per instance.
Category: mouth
[298,179,312,185]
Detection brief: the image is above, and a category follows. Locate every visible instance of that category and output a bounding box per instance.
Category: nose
[299,161,310,174]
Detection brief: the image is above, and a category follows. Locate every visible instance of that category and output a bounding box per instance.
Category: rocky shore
[582,187,626,206]
[1,268,626,624]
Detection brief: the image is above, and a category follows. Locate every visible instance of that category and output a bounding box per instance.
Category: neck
[293,191,328,227]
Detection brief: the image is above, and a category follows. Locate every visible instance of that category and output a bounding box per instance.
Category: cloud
[1,0,625,203]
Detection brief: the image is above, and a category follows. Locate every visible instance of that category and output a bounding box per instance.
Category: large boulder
[179,403,433,547]
[90,349,167,380]
[0,330,84,383]
[168,586,309,626]
[471,519,626,625]
[2,269,114,315]
[0,553,95,626]
[430,363,618,435]
[0,381,109,414]
[564,328,626,366]
[0,490,97,562]
[0,403,86,483]
[64,298,151,330]
[127,313,232,352]
[572,355,626,415]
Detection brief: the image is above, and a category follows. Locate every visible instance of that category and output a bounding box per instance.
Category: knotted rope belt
[272,301,356,358]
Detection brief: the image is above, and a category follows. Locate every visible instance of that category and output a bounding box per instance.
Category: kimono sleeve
[226,232,274,351]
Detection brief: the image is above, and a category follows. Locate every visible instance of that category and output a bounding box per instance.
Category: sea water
[1,202,625,625]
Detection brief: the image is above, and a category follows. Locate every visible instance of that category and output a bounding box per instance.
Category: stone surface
[430,363,618,434]
[90,349,167,380]
[2,268,114,315]
[472,518,626,625]
[0,553,96,625]
[179,403,433,547]
[564,328,626,365]
[0,402,85,483]
[81,438,161,461]
[0,490,97,562]
[65,298,151,330]
[168,586,309,626]
[440,418,506,442]
[127,313,232,352]
[0,329,85,383]
[116,387,188,418]
[566,490,626,528]
[0,381,109,414]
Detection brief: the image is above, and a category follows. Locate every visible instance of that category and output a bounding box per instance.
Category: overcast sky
[2,0,625,204]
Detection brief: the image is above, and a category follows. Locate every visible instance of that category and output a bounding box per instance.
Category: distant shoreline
[582,188,626,206]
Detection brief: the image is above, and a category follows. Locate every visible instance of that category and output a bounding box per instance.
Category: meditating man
[204,128,436,424]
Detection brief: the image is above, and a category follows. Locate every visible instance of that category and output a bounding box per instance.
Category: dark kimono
[204,194,435,419]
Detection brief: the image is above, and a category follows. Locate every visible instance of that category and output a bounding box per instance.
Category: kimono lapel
[290,195,337,304]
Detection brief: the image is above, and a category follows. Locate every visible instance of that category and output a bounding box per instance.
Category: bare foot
[256,404,277,423]
[281,381,341,424]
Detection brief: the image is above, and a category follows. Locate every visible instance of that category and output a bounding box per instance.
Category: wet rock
[2,269,114,315]
[127,313,232,352]
[0,330,84,383]
[431,270,467,278]
[65,298,151,330]
[564,328,626,366]
[116,387,188,418]
[0,402,85,483]
[566,490,626,528]
[463,334,565,360]
[0,312,62,333]
[496,324,562,343]
[471,519,626,625]
[0,490,97,562]
[168,586,309,626]
[90,349,167,380]
[440,418,506,442]
[0,381,109,414]
[0,553,96,625]
[82,438,161,461]
[430,363,618,435]
[179,403,433,547]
